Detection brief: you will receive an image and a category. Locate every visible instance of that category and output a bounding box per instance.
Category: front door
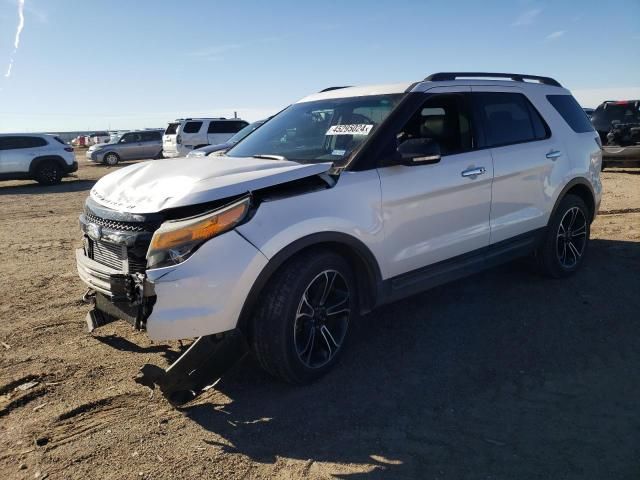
[377,89,494,279]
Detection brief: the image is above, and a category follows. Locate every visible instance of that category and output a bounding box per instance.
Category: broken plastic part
[134,330,247,405]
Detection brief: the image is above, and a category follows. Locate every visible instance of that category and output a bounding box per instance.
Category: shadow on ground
[182,238,640,478]
[0,178,96,195]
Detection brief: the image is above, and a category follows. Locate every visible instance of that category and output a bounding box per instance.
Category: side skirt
[378,228,545,305]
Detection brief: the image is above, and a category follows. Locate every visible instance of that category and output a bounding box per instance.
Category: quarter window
[183,121,203,134]
[474,92,549,147]
[547,95,595,133]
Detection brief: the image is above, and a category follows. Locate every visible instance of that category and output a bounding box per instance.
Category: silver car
[86,130,164,165]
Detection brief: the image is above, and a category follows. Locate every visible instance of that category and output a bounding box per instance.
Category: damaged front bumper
[75,230,268,404]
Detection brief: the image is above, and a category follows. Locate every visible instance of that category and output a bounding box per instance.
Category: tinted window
[475,92,549,147]
[547,95,594,133]
[0,136,47,150]
[183,121,203,134]
[141,131,161,141]
[120,133,142,143]
[208,121,248,134]
[397,93,473,155]
[165,122,180,134]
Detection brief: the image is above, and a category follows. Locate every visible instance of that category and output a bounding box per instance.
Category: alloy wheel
[556,206,587,269]
[294,269,351,369]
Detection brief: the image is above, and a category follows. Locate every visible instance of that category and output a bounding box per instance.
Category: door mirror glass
[397,138,441,165]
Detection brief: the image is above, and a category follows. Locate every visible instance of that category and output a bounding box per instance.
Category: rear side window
[208,121,248,134]
[165,122,180,135]
[0,136,47,150]
[183,121,203,134]
[141,131,161,141]
[547,95,594,133]
[474,92,549,147]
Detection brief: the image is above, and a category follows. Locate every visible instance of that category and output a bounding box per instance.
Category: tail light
[176,134,182,144]
[64,147,74,152]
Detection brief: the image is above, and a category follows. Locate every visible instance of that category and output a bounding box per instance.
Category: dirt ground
[0,153,639,479]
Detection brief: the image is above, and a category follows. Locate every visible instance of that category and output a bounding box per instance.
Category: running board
[134,330,247,405]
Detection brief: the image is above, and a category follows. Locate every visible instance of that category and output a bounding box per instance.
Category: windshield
[227,121,264,144]
[226,94,403,164]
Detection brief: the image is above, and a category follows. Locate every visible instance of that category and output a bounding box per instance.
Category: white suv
[162,117,248,157]
[76,72,602,401]
[0,134,78,185]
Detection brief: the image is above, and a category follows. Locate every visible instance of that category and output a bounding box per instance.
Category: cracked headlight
[147,197,250,269]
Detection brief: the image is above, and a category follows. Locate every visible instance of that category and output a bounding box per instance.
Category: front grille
[84,212,158,233]
[87,238,148,274]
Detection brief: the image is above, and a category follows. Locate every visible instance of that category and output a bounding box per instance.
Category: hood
[90,156,332,214]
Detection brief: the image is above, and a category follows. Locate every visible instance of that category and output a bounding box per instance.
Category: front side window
[227,94,403,165]
[475,92,549,147]
[396,93,473,156]
[183,121,203,134]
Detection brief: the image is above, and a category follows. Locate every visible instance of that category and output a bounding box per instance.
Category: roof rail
[425,72,562,87]
[319,86,351,93]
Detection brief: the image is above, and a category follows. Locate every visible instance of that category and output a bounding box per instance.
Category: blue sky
[0,0,638,132]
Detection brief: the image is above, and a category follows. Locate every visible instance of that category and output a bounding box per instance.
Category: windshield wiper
[251,154,287,161]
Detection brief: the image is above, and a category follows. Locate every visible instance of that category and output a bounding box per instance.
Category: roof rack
[425,72,562,87]
[319,86,351,93]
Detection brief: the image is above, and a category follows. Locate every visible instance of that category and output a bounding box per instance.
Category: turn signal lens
[147,197,250,269]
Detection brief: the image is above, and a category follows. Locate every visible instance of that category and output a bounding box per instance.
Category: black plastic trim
[379,228,546,304]
[549,177,597,223]
[426,72,562,87]
[236,231,383,333]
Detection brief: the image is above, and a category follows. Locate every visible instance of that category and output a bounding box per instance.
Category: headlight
[146,197,250,269]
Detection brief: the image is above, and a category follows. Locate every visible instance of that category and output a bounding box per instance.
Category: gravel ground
[0,153,639,479]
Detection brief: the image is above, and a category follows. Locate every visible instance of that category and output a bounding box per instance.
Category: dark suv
[591,100,640,168]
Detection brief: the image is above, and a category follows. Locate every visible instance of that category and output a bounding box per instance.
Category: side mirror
[396,138,441,166]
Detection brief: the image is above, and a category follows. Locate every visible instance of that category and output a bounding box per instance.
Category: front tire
[103,152,120,166]
[251,250,356,384]
[34,161,63,185]
[536,194,590,278]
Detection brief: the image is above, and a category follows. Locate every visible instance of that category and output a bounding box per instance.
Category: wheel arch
[237,232,382,336]
[550,177,597,223]
[28,155,67,175]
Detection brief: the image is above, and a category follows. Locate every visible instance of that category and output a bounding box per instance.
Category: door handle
[461,167,486,178]
[546,150,562,160]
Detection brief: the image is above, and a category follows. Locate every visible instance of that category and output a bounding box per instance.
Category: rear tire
[251,250,356,384]
[103,152,120,166]
[535,194,590,278]
[34,160,63,185]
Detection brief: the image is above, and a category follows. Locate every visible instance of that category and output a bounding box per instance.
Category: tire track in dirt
[45,393,147,451]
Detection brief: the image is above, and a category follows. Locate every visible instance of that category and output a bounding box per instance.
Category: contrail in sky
[4,0,26,78]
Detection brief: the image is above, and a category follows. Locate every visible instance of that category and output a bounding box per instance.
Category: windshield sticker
[331,149,346,156]
[326,124,373,136]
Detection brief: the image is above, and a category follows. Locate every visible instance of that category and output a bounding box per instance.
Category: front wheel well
[237,237,381,339]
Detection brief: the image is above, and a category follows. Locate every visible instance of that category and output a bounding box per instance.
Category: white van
[162,118,248,158]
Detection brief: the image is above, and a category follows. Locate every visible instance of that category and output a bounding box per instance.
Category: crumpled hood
[90,156,332,214]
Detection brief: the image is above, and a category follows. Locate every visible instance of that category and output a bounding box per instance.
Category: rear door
[141,131,162,157]
[471,88,563,243]
[181,120,204,149]
[377,87,494,278]
[207,120,247,145]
